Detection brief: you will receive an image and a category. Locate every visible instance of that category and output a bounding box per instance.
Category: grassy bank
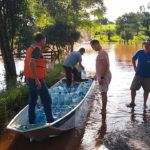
[0,64,63,134]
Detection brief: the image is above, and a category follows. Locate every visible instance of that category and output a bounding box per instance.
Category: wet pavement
[0,43,150,150]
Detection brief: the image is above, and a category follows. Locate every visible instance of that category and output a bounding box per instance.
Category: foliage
[116,12,150,42]
[44,21,80,52]
[116,13,140,42]
[46,64,63,87]
[46,0,106,27]
[0,0,30,48]
[0,0,30,79]
[27,0,54,28]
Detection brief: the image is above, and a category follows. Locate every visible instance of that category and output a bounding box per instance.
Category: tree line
[92,6,150,43]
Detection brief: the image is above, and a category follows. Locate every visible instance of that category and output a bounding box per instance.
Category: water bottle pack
[34,78,93,123]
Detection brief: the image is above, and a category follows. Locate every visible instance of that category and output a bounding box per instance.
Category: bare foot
[126,103,136,108]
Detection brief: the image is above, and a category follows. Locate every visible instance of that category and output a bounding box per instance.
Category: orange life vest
[23,45,46,79]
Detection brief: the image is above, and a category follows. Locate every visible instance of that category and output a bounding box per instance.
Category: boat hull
[7,79,95,141]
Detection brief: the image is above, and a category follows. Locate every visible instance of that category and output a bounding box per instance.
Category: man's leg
[101,92,107,113]
[27,79,38,124]
[64,66,72,87]
[99,73,111,113]
[142,77,150,108]
[128,75,141,107]
[38,80,54,123]
[143,91,149,108]
[72,67,80,81]
[131,90,136,106]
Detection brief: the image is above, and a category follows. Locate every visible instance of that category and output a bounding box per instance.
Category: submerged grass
[0,64,63,134]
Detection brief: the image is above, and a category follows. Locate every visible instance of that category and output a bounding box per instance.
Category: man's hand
[93,75,97,80]
[35,79,41,90]
[99,79,104,85]
[134,66,137,72]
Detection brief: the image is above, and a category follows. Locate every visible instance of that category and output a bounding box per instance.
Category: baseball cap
[143,38,150,45]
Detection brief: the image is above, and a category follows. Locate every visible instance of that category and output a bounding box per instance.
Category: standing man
[90,40,111,113]
[63,48,85,87]
[127,38,150,108]
[23,33,54,124]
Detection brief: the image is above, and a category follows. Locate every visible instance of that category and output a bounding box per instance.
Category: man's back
[63,51,81,68]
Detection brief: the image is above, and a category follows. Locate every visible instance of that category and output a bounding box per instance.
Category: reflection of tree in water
[114,44,142,63]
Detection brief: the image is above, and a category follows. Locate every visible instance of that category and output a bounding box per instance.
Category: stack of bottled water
[35,96,46,124]
[48,78,93,119]
[81,70,87,80]
[16,78,93,130]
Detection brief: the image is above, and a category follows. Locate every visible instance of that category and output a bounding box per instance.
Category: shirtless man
[90,40,111,113]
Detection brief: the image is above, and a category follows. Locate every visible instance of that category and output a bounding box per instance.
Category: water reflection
[130,107,136,123]
[95,113,107,150]
[114,43,142,62]
[130,107,148,123]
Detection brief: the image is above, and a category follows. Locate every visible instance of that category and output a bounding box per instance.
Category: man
[90,40,111,113]
[23,33,54,124]
[63,48,85,87]
[127,38,150,108]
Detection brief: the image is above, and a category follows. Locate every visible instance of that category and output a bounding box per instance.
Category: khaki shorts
[98,72,112,93]
[130,75,150,92]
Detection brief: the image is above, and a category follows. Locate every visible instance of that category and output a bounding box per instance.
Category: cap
[143,38,150,45]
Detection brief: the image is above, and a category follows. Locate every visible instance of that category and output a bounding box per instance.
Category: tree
[46,0,105,27]
[116,13,143,42]
[0,0,29,82]
[44,21,80,59]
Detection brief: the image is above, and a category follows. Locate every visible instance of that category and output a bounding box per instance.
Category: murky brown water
[1,43,150,150]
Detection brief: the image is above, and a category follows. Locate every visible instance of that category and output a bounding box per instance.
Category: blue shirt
[63,51,82,68]
[133,50,150,77]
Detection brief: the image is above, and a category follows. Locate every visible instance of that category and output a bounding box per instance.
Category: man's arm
[79,59,84,70]
[132,51,138,72]
[132,59,137,72]
[30,47,42,89]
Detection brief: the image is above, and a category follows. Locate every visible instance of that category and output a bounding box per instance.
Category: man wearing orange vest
[24,33,54,124]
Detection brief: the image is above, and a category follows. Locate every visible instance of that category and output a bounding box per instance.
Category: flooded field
[0,43,150,150]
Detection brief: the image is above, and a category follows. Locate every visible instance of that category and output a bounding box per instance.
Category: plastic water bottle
[72,93,79,103]
[59,92,64,105]
[36,96,42,109]
[81,70,86,79]
[64,93,72,105]
[36,109,46,124]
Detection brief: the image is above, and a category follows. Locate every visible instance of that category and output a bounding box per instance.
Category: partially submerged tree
[0,0,29,82]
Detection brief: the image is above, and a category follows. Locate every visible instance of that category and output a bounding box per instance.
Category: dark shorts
[130,75,150,92]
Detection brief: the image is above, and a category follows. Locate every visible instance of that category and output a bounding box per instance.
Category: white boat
[6,78,95,141]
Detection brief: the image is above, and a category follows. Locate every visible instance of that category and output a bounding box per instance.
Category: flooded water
[1,43,150,150]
